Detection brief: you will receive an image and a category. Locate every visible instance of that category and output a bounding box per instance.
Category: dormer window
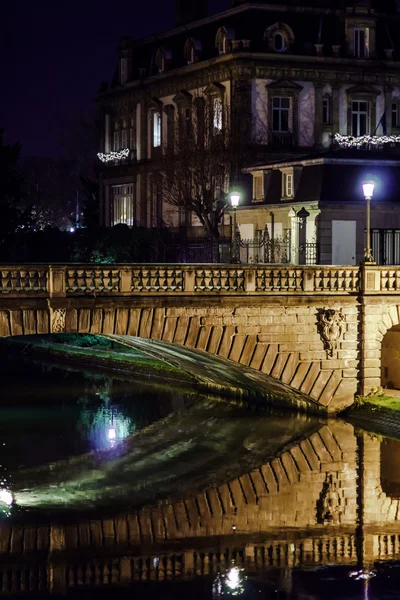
[184,38,201,65]
[281,168,294,199]
[252,172,264,202]
[274,33,285,52]
[264,22,294,54]
[215,26,234,55]
[354,27,369,58]
[155,47,172,74]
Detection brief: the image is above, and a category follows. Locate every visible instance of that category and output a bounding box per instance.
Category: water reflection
[3,356,400,596]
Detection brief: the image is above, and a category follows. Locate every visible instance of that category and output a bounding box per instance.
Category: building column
[288,208,298,265]
[332,84,341,134]
[314,84,324,148]
[104,184,111,227]
[105,113,110,153]
[384,86,393,135]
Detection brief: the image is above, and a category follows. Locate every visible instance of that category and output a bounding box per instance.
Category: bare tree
[159,96,244,249]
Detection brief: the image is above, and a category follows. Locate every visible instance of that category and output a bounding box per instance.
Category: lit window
[213,97,223,132]
[285,173,293,197]
[281,170,294,198]
[153,112,161,147]
[322,98,331,125]
[112,184,134,226]
[354,28,369,58]
[272,97,290,132]
[352,100,369,136]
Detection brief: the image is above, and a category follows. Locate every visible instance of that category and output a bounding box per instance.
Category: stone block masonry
[0,264,400,413]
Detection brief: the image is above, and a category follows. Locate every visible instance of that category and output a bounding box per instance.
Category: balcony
[270,132,294,148]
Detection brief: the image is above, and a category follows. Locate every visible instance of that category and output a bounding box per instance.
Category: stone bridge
[1,263,400,412]
[0,422,399,595]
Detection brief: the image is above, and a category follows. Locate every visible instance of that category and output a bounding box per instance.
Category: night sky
[2,0,227,158]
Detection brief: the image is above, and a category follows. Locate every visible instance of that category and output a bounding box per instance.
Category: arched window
[184,38,202,64]
[274,33,284,52]
[155,47,172,74]
[215,26,235,55]
[264,22,295,54]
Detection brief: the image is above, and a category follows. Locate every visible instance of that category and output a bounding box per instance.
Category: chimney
[176,0,208,26]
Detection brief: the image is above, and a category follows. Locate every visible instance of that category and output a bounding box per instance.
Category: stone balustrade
[0,264,393,297]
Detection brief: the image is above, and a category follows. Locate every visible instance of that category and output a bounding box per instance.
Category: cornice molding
[100,61,400,113]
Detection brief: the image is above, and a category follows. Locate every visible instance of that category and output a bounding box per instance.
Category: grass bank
[346,389,400,439]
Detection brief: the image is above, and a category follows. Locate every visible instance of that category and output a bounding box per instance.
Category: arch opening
[381,323,400,390]
[381,438,400,498]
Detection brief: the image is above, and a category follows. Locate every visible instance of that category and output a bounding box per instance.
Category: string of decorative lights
[97,149,130,162]
[334,133,400,148]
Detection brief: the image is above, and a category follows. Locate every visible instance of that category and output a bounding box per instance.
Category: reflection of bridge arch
[0,423,398,593]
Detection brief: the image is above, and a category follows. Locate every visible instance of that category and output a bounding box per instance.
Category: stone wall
[0,295,359,413]
[2,264,400,411]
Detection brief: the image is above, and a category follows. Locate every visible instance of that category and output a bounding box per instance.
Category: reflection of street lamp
[230,192,240,263]
[362,180,375,263]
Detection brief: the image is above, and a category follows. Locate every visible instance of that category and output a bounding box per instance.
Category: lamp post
[230,192,240,263]
[362,180,375,264]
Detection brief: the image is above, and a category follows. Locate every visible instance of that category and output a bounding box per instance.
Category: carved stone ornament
[316,473,344,525]
[51,308,66,334]
[317,308,344,358]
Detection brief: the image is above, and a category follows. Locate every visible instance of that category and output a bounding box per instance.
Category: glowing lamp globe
[362,181,375,200]
[230,193,240,208]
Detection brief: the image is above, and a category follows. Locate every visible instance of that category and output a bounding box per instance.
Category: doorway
[332,221,356,265]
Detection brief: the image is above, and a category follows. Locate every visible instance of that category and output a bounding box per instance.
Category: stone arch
[381,322,400,390]
[361,303,400,395]
[0,299,359,413]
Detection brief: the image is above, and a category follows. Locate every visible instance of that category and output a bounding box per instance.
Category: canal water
[0,343,400,599]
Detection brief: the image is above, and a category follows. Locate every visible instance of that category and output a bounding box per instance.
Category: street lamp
[230,192,240,263]
[362,180,375,264]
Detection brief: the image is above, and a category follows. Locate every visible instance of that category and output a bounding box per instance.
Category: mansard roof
[245,149,400,204]
[106,2,400,88]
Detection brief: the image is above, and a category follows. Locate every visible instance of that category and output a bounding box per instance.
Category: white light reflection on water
[78,405,134,450]
[0,487,14,517]
[213,566,246,597]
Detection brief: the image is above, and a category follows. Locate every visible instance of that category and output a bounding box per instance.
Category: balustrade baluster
[162,270,169,291]
[170,270,177,291]
[145,270,152,291]
[153,269,160,291]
